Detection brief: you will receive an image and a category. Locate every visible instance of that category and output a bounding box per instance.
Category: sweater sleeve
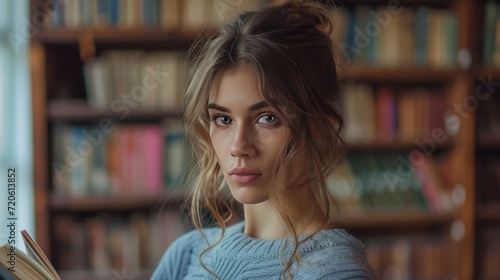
[151,230,199,280]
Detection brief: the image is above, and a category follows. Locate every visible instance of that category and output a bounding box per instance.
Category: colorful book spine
[50,123,190,196]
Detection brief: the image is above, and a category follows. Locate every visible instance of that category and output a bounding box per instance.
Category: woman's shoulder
[302,228,366,253]
[296,228,377,279]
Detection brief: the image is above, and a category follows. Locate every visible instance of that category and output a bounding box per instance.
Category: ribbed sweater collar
[202,221,358,259]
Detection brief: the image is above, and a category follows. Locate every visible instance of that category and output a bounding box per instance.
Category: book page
[21,230,61,280]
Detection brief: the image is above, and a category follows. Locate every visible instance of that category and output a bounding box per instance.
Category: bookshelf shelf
[347,139,454,152]
[475,137,500,151]
[58,270,151,280]
[50,193,187,212]
[335,211,453,229]
[48,100,180,122]
[338,66,459,83]
[34,28,214,46]
[477,67,500,80]
[336,0,453,7]
[476,204,500,222]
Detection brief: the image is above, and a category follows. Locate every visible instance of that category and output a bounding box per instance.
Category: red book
[376,87,397,141]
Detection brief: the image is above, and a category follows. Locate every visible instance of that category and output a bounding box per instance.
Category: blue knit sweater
[151,221,376,279]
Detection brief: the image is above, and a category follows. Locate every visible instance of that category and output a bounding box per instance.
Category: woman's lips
[229,167,262,184]
[230,174,261,184]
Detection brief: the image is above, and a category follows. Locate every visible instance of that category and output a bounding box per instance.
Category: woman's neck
[242,187,329,240]
[243,201,289,240]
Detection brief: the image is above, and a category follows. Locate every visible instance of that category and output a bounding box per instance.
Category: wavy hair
[181,1,346,279]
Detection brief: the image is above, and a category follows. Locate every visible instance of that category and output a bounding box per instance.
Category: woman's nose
[230,124,256,158]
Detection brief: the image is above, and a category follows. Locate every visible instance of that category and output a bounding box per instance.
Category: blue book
[97,0,109,25]
[108,0,119,25]
[143,0,159,26]
[52,0,64,27]
[343,9,357,63]
[415,7,428,66]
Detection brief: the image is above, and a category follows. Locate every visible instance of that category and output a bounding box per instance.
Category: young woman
[152,1,376,279]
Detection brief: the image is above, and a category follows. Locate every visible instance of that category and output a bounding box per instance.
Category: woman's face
[208,65,289,204]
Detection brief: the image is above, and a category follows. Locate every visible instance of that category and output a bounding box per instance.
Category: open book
[0,230,61,280]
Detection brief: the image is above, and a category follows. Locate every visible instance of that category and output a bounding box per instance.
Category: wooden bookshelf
[337,0,453,7]
[476,204,500,223]
[50,194,187,212]
[58,270,152,280]
[335,211,454,230]
[476,138,500,151]
[477,67,500,81]
[347,139,454,152]
[34,28,213,45]
[338,66,459,83]
[48,99,180,122]
[28,0,489,279]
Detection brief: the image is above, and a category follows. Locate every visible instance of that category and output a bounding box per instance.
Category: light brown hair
[181,1,345,278]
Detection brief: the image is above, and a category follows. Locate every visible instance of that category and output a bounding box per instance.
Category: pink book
[142,125,164,195]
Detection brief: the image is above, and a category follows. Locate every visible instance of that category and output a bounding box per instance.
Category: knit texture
[151,221,377,280]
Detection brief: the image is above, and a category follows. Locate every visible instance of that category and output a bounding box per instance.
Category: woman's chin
[229,187,269,205]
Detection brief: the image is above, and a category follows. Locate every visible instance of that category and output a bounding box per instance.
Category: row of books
[332,6,458,68]
[342,84,448,144]
[84,50,187,111]
[483,1,500,68]
[52,210,190,272]
[476,226,500,280]
[51,121,192,196]
[49,0,270,30]
[327,153,452,214]
[364,236,450,279]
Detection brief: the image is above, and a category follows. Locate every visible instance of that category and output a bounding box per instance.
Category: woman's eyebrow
[207,101,270,112]
[207,103,230,112]
[248,101,270,111]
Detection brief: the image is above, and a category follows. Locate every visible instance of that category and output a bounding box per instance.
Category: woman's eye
[257,114,278,124]
[214,115,232,126]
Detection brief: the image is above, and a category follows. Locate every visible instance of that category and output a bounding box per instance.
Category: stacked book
[51,122,191,196]
[331,6,458,68]
[342,84,448,144]
[327,153,453,214]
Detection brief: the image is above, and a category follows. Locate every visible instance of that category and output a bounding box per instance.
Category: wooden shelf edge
[476,203,500,222]
[50,192,187,211]
[334,211,454,229]
[48,100,180,122]
[477,67,500,81]
[347,138,454,151]
[476,136,500,150]
[334,0,453,7]
[59,270,151,280]
[33,27,217,45]
[338,65,459,83]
